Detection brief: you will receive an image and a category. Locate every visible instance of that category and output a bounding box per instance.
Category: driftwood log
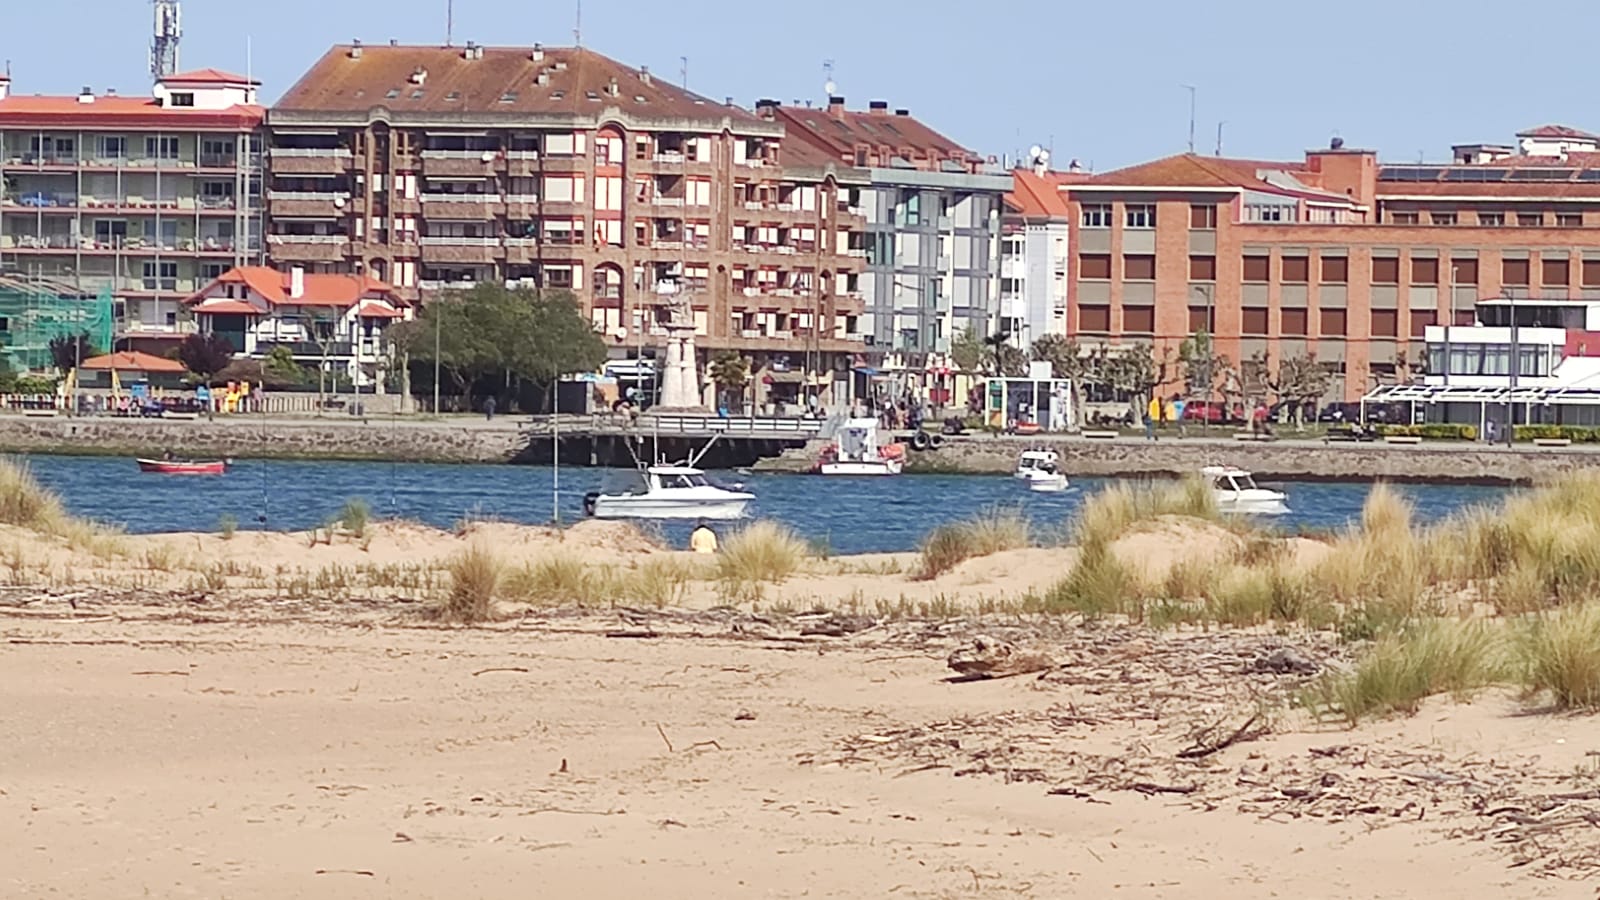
[946,636,1055,679]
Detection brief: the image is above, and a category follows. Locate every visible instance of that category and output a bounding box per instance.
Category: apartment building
[764,99,1012,394]
[266,42,870,405]
[1062,129,1600,402]
[1002,166,1076,345]
[0,69,265,354]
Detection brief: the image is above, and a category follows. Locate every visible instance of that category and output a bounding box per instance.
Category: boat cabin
[1203,466,1261,493]
[1016,449,1059,472]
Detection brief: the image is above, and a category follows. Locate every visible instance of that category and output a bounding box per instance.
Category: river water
[24,456,1515,554]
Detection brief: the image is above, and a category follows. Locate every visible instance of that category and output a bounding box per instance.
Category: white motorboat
[818,418,904,476]
[1202,465,1288,515]
[584,465,753,520]
[1014,448,1069,491]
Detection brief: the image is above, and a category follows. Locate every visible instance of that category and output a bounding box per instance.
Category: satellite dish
[333,196,346,208]
[609,325,627,341]
[480,151,494,163]
[824,79,837,97]
[1037,149,1050,164]
[1028,144,1042,159]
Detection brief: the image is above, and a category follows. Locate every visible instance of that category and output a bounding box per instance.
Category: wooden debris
[946,636,1055,680]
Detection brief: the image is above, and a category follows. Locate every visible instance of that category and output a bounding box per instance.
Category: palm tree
[708,351,750,413]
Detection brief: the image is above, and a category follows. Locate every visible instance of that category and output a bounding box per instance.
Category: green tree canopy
[178,332,236,376]
[391,284,606,395]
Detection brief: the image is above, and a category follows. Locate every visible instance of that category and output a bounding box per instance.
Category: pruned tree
[178,332,235,376]
[1274,353,1333,427]
[1031,334,1089,428]
[1104,341,1159,421]
[1178,330,1226,402]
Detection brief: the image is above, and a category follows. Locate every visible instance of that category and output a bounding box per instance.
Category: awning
[357,302,405,319]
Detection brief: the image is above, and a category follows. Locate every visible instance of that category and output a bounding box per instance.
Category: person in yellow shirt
[690,520,719,554]
[1145,395,1161,442]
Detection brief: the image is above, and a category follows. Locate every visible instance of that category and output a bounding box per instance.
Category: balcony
[267,190,351,218]
[198,153,241,169]
[6,153,80,169]
[267,148,353,175]
[419,236,500,264]
[421,150,499,177]
[266,234,350,262]
[257,340,355,358]
[420,193,503,218]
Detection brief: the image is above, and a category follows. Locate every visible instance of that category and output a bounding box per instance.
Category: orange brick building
[1063,128,1600,402]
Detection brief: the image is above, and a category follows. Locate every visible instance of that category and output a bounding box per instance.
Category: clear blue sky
[6,0,1599,171]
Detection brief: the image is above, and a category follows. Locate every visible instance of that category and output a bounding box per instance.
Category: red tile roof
[79,351,186,373]
[162,68,259,86]
[1006,169,1074,220]
[771,104,976,170]
[0,94,263,129]
[1085,153,1346,201]
[1516,124,1600,140]
[276,44,766,127]
[190,299,260,315]
[186,266,406,309]
[1375,181,1600,198]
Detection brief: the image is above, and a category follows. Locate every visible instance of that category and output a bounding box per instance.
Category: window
[200,262,228,281]
[1518,212,1545,227]
[1321,256,1349,283]
[1371,309,1398,337]
[144,136,180,160]
[545,133,577,156]
[1584,259,1600,287]
[1123,255,1155,280]
[1244,204,1292,222]
[1124,204,1155,229]
[1451,258,1478,284]
[1503,258,1530,285]
[1123,306,1155,334]
[1558,213,1584,228]
[1281,309,1308,335]
[1429,211,1457,226]
[1188,305,1214,334]
[1410,309,1437,338]
[1189,255,1216,281]
[1080,204,1112,228]
[1478,211,1504,227]
[1079,305,1111,332]
[1282,256,1309,283]
[99,136,126,159]
[1411,257,1439,284]
[1080,254,1111,279]
[1389,210,1419,225]
[141,261,177,290]
[1242,255,1270,282]
[903,192,921,226]
[1372,257,1400,284]
[1189,204,1217,229]
[1543,256,1571,286]
[1320,309,1348,335]
[1242,307,1269,335]
[169,92,195,107]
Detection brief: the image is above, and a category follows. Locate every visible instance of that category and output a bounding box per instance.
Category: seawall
[900,435,1600,485]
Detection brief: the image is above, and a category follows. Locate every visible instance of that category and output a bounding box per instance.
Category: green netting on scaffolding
[0,282,115,372]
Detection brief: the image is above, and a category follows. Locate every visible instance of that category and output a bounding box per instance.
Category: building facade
[765,99,1012,398]
[1002,166,1074,346]
[1062,129,1600,403]
[0,69,265,355]
[266,43,870,406]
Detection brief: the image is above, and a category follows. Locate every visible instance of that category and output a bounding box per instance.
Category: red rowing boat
[136,458,228,475]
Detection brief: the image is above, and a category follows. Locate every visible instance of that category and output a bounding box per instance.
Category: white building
[1001,165,1073,347]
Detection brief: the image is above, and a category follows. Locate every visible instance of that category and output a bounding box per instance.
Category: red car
[1182,401,1241,424]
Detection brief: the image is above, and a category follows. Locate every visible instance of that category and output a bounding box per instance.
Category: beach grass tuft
[718,520,808,584]
[915,505,1031,580]
[444,543,502,622]
[1518,603,1600,710]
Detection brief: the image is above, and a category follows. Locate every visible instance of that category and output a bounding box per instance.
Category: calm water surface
[23,456,1515,554]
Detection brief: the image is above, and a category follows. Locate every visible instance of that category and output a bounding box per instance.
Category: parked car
[1183,401,1243,425]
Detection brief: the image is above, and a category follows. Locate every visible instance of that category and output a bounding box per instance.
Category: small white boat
[818,418,904,476]
[584,465,753,520]
[1014,448,1069,491]
[1202,465,1288,515]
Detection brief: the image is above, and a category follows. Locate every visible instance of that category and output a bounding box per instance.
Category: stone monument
[653,277,706,411]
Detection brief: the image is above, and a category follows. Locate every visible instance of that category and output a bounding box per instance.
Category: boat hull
[589,495,752,520]
[1214,490,1289,515]
[137,458,227,475]
[1027,476,1070,493]
[819,459,902,476]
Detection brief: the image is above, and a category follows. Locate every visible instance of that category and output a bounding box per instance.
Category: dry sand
[0,520,1595,898]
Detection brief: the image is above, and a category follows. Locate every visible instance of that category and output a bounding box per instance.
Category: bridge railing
[526,413,825,436]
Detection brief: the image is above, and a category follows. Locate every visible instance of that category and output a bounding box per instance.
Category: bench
[1081,430,1119,440]
[1232,432,1275,442]
[1383,434,1423,445]
[163,412,199,421]
[21,409,58,418]
[1534,437,1573,447]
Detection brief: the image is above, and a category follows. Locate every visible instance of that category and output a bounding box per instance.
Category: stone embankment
[0,414,524,464]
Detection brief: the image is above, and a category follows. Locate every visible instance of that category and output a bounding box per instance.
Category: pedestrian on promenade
[484,396,497,421]
[1145,395,1161,442]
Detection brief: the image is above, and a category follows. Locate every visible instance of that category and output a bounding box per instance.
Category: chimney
[389,39,398,46]
[531,43,544,62]
[754,98,777,120]
[894,108,909,117]
[827,95,845,119]
[289,266,305,299]
[349,40,363,59]
[536,70,551,87]
[462,41,476,60]
[1068,159,1082,173]
[725,96,733,107]
[868,100,889,116]
[638,65,651,85]
[77,86,94,104]
[0,74,9,102]
[106,87,117,96]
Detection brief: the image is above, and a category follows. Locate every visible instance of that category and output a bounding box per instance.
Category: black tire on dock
[910,431,932,451]
[929,434,945,449]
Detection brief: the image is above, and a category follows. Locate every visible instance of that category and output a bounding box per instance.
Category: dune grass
[1072,476,1218,550]
[501,554,615,607]
[0,458,69,532]
[1518,603,1600,709]
[339,498,371,538]
[444,543,502,622]
[916,505,1031,580]
[1307,618,1505,725]
[718,520,808,584]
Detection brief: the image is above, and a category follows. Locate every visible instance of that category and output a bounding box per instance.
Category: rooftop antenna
[446,0,454,46]
[1181,84,1196,153]
[149,0,182,81]
[823,59,836,99]
[1215,121,1225,156]
[679,56,688,90]
[573,0,581,47]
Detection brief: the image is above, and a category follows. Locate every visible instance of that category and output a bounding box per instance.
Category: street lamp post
[432,296,441,415]
[1506,290,1518,448]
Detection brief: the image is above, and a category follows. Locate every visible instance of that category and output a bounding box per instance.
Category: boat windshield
[1237,474,1259,490]
[662,472,710,489]
[599,470,650,495]
[1018,457,1040,470]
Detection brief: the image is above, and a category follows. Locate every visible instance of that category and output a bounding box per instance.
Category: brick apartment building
[0,69,265,354]
[267,42,872,405]
[1061,126,1600,403]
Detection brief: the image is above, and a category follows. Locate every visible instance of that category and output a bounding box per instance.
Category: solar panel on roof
[1508,168,1577,181]
[1380,167,1444,181]
[1578,170,1600,181]
[1443,168,1507,182]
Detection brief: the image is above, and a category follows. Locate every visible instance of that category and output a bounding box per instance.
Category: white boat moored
[818,418,904,476]
[584,465,753,520]
[1202,465,1288,515]
[1015,448,1069,491]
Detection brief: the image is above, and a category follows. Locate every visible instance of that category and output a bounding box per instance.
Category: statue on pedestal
[653,276,707,412]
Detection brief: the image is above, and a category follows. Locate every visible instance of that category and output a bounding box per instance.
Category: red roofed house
[77,350,187,389]
[185,265,410,388]
[0,66,265,356]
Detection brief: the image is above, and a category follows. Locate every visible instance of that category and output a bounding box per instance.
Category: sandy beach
[1,511,1597,899]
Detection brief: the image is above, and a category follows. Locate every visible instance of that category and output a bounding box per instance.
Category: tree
[263,345,308,385]
[708,351,749,413]
[1032,334,1089,428]
[178,332,236,376]
[1178,329,1228,405]
[950,326,985,374]
[1273,353,1332,428]
[1104,341,1160,420]
[48,332,96,373]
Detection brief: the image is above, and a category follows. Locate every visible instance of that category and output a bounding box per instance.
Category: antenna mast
[679,56,688,90]
[149,0,182,81]
[573,0,581,46]
[446,0,454,46]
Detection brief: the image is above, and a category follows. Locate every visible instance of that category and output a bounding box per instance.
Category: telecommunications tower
[149,0,182,81]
